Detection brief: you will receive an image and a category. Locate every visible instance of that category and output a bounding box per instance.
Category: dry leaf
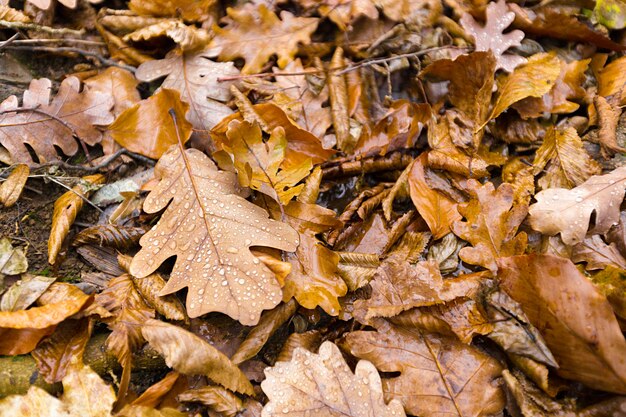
[0,164,29,207]
[0,77,114,165]
[124,20,211,52]
[0,274,55,312]
[498,254,626,394]
[48,174,105,265]
[178,386,243,417]
[131,371,180,408]
[108,88,192,159]
[261,341,406,417]
[84,67,141,116]
[459,0,525,72]
[0,5,31,22]
[532,126,601,190]
[342,321,505,417]
[129,0,216,21]
[0,237,28,279]
[452,180,527,273]
[208,5,318,74]
[598,56,626,105]
[528,166,626,245]
[135,48,239,133]
[26,0,76,10]
[129,145,299,324]
[73,224,145,250]
[595,95,626,156]
[328,47,353,152]
[142,319,254,395]
[572,235,626,271]
[337,251,380,291]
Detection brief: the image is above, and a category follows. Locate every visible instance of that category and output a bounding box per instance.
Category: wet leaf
[528,166,626,245]
[452,180,528,273]
[208,4,318,74]
[84,67,140,116]
[261,341,406,417]
[498,254,626,394]
[129,145,299,324]
[336,252,380,291]
[131,371,180,408]
[0,164,29,208]
[598,56,626,105]
[0,77,114,165]
[48,174,105,265]
[141,319,254,395]
[595,95,626,156]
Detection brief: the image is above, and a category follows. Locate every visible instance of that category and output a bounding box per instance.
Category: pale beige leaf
[178,386,243,417]
[142,319,254,395]
[0,237,28,277]
[0,274,55,312]
[61,363,116,417]
[261,341,406,417]
[0,5,31,22]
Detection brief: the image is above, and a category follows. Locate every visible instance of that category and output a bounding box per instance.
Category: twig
[44,175,105,214]
[0,33,19,51]
[30,148,155,174]
[1,45,136,73]
[0,20,85,36]
[6,38,106,46]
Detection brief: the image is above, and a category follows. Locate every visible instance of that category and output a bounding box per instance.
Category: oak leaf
[261,341,406,417]
[459,0,525,72]
[128,0,216,22]
[84,67,140,116]
[142,319,254,395]
[0,164,28,208]
[342,321,505,417]
[528,166,626,245]
[0,77,114,165]
[208,5,318,74]
[572,235,626,271]
[452,180,528,273]
[135,49,240,134]
[129,145,299,325]
[498,255,626,394]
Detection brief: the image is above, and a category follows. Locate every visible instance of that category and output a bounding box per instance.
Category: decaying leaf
[572,235,626,271]
[73,224,145,250]
[337,252,380,291]
[129,145,299,324]
[0,5,31,22]
[179,386,243,417]
[342,321,505,417]
[0,237,28,280]
[48,174,105,265]
[142,319,254,395]
[208,5,318,74]
[0,77,114,165]
[124,20,211,52]
[452,180,527,273]
[498,255,626,394]
[261,341,406,417]
[328,47,353,152]
[0,164,29,208]
[128,0,216,21]
[529,166,626,245]
[0,274,55,312]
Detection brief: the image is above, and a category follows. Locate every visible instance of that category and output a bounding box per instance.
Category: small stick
[0,20,85,36]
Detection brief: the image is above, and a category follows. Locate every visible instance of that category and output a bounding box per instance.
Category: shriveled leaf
[528,166,626,245]
[142,319,254,395]
[136,49,239,133]
[131,371,180,408]
[0,77,114,165]
[0,274,55,312]
[0,164,29,207]
[276,330,322,362]
[595,95,626,156]
[486,52,562,123]
[124,20,211,52]
[498,254,626,394]
[572,235,626,271]
[208,5,318,74]
[48,174,105,265]
[261,341,406,417]
[337,251,380,291]
[130,273,186,322]
[598,56,626,105]
[533,126,601,190]
[328,47,353,152]
[129,145,298,324]
[427,233,465,274]
[452,180,527,273]
[73,224,145,250]
[108,89,192,160]
[342,321,505,417]
[459,0,525,72]
[178,386,243,417]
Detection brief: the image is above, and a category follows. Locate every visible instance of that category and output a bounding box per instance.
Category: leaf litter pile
[3,0,626,416]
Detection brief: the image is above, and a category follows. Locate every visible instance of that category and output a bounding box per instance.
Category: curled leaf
[0,164,29,208]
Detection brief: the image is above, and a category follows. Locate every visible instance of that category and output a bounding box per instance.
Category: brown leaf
[124,20,211,52]
[533,126,601,190]
[108,88,192,159]
[328,47,354,152]
[84,67,140,116]
[498,254,626,394]
[572,235,626,271]
[178,386,243,417]
[528,166,626,245]
[129,0,216,21]
[337,251,380,291]
[0,77,114,165]
[598,56,626,106]
[0,274,55,312]
[595,95,626,157]
[276,330,322,362]
[486,52,561,124]
[136,48,239,134]
[142,319,254,395]
[502,157,535,205]
[452,180,527,273]
[0,164,29,208]
[130,273,187,322]
[342,321,505,417]
[48,174,105,265]
[208,4,318,74]
[261,341,406,417]
[131,371,180,408]
[129,145,299,324]
[0,237,28,278]
[459,0,525,72]
[73,224,145,250]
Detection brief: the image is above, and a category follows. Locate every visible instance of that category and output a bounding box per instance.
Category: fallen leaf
[178,386,243,417]
[208,4,318,74]
[498,254,626,394]
[0,77,114,165]
[452,180,528,273]
[0,5,30,22]
[427,233,465,274]
[84,67,141,116]
[0,237,28,280]
[261,341,406,416]
[328,47,354,152]
[108,88,192,159]
[598,56,626,105]
[342,320,505,417]
[591,265,626,320]
[595,95,626,157]
[124,20,211,52]
[0,164,29,207]
[0,274,55,312]
[572,235,626,271]
[336,251,380,291]
[532,126,601,190]
[528,166,626,245]
[135,48,239,134]
[73,224,145,250]
[48,174,105,265]
[459,0,525,72]
[142,319,254,395]
[128,0,216,21]
[129,145,299,324]
[131,371,180,408]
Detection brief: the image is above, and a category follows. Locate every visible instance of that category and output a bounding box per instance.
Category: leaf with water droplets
[129,145,299,325]
[529,166,626,245]
[261,341,406,417]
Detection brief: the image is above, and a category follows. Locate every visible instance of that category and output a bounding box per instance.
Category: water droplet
[227,247,238,254]
[575,196,583,203]
[222,280,228,286]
